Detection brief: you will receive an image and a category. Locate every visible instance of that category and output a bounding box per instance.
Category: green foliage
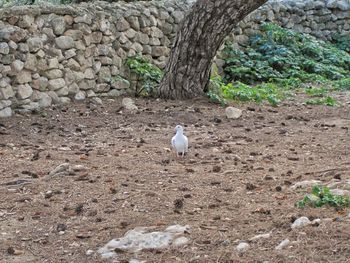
[296,185,350,208]
[333,78,350,91]
[124,55,163,97]
[304,87,328,97]
[223,23,350,87]
[332,34,350,53]
[305,96,339,106]
[206,76,227,106]
[208,76,287,106]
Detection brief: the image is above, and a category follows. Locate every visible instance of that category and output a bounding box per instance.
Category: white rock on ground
[225,106,242,119]
[290,180,322,189]
[122,97,138,110]
[275,239,290,250]
[98,225,190,259]
[236,242,250,254]
[291,216,311,229]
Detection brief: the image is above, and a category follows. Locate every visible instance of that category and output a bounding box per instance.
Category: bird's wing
[171,136,176,148]
[184,135,188,151]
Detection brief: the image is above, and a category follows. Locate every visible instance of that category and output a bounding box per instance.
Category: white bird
[171,125,188,157]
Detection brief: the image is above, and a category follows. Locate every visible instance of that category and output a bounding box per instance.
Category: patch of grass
[305,96,339,106]
[304,87,328,97]
[124,55,163,97]
[296,185,350,208]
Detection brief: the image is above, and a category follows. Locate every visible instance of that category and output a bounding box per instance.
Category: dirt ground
[1,93,350,263]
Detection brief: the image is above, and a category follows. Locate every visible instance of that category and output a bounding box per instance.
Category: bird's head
[174,125,184,133]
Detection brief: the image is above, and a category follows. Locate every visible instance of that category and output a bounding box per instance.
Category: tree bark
[159,0,268,99]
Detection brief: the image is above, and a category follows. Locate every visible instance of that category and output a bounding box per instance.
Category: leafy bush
[124,55,163,97]
[296,185,350,208]
[305,96,339,106]
[223,23,350,86]
[332,34,350,53]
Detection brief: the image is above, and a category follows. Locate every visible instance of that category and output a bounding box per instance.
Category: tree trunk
[159,0,268,99]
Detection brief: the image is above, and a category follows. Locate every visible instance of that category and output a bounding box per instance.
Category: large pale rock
[122,98,138,110]
[27,37,43,52]
[225,107,243,119]
[0,100,11,110]
[64,29,83,40]
[48,78,66,91]
[0,107,12,118]
[0,42,9,54]
[0,86,15,99]
[17,84,33,99]
[56,86,69,96]
[38,93,52,108]
[44,69,63,79]
[11,60,24,72]
[32,77,49,91]
[24,54,38,71]
[51,17,66,35]
[16,71,32,84]
[55,36,74,50]
[291,217,311,229]
[116,18,130,31]
[111,78,130,90]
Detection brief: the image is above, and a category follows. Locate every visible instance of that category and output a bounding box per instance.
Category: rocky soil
[1,94,350,262]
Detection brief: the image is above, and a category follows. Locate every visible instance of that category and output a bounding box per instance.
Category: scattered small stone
[122,98,138,111]
[86,249,94,256]
[225,107,242,119]
[246,183,256,190]
[236,242,250,254]
[275,186,282,192]
[57,223,67,232]
[174,198,184,210]
[212,165,221,173]
[291,216,311,229]
[7,247,23,255]
[249,232,271,242]
[275,239,290,250]
[75,203,84,214]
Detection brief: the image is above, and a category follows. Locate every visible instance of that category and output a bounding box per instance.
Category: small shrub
[296,185,350,208]
[124,55,163,97]
[305,96,339,106]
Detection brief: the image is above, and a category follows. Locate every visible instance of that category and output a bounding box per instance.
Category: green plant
[332,34,350,53]
[223,23,350,89]
[305,96,339,106]
[124,55,163,97]
[206,76,227,106]
[296,185,350,208]
[304,87,328,97]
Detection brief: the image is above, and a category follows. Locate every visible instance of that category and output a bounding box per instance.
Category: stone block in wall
[0,42,9,55]
[68,83,79,95]
[11,60,24,73]
[73,23,92,35]
[116,18,131,31]
[84,68,95,80]
[95,83,110,93]
[0,107,12,118]
[44,69,63,79]
[16,70,32,84]
[78,79,96,91]
[74,14,93,25]
[98,67,111,82]
[64,49,77,60]
[64,29,83,40]
[126,16,140,31]
[48,78,66,91]
[56,86,69,97]
[0,86,14,100]
[51,17,66,36]
[55,36,75,50]
[24,53,38,70]
[16,84,33,100]
[0,26,27,42]
[32,77,48,91]
[38,93,52,108]
[99,56,113,65]
[1,54,15,65]
[48,58,59,69]
[48,90,60,104]
[59,97,71,105]
[65,58,81,71]
[0,100,12,110]
[74,91,86,101]
[18,15,35,28]
[27,37,44,53]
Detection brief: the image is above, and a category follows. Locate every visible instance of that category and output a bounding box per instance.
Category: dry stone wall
[0,0,349,117]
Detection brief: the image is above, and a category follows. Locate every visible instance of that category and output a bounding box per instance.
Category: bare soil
[1,93,350,263]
